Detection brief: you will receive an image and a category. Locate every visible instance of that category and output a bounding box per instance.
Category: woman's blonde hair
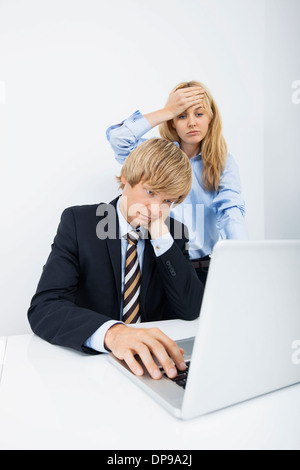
[159,81,228,192]
[117,138,192,205]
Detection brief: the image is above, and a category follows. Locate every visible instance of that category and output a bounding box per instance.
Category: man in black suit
[28,139,204,380]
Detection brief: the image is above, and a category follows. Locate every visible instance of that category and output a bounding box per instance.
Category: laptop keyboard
[161,361,191,389]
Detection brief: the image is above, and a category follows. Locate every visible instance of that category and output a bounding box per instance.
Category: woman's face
[172,104,211,148]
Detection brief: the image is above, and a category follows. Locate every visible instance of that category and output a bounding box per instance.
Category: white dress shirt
[84,199,174,353]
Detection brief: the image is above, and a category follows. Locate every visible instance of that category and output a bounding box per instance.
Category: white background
[264,0,300,239]
[0,0,298,335]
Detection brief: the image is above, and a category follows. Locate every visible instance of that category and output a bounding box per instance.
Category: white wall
[264,0,300,239]
[0,0,265,335]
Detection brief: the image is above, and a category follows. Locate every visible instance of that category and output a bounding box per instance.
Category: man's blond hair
[117,138,192,205]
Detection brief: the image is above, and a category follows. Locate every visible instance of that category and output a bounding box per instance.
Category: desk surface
[0,337,7,386]
[0,320,299,450]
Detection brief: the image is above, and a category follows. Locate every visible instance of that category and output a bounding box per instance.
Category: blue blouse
[106,110,249,259]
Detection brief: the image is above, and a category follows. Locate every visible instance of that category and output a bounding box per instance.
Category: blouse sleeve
[106,110,152,164]
[213,154,249,240]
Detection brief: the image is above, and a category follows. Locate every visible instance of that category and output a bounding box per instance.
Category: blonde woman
[106,81,248,284]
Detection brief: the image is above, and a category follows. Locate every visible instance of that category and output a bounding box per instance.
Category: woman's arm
[106,87,205,163]
[213,154,249,240]
[106,110,151,163]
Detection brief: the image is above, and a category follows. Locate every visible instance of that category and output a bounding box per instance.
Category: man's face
[119,177,178,228]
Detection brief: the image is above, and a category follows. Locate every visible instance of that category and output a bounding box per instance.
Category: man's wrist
[149,221,169,240]
[104,323,127,351]
[150,231,174,257]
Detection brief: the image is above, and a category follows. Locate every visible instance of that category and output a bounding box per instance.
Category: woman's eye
[146,190,154,196]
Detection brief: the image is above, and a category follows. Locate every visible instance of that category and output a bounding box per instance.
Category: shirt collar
[190,152,202,161]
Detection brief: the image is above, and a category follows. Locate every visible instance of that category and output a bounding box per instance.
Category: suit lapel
[140,235,156,317]
[106,235,121,308]
[101,197,122,308]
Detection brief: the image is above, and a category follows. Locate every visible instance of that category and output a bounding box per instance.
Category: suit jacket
[28,197,204,353]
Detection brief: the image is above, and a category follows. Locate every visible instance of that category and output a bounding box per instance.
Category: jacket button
[166,260,176,276]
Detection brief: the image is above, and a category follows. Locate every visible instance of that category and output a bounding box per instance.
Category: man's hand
[148,202,170,240]
[105,324,187,380]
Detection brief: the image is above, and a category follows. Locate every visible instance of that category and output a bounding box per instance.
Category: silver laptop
[109,240,300,420]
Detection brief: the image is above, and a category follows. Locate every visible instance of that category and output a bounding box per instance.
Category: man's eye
[146,190,154,196]
[164,200,175,207]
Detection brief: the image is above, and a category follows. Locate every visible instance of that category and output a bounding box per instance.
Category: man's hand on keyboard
[104,324,187,380]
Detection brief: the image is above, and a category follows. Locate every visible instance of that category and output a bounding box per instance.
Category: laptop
[109,240,300,420]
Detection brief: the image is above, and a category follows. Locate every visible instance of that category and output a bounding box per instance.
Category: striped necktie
[122,230,141,324]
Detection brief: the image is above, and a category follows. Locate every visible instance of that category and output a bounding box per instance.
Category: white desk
[0,337,7,386]
[0,320,299,450]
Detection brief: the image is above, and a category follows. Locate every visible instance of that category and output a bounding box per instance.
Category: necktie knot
[127,230,140,246]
